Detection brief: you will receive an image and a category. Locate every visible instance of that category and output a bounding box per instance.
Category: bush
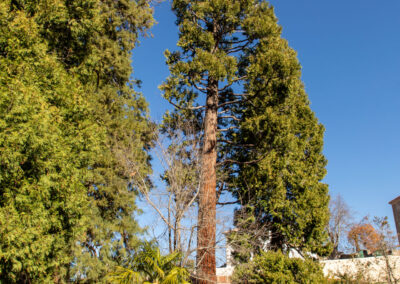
[107,243,190,284]
[232,250,326,284]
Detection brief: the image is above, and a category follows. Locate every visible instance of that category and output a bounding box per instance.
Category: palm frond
[107,266,143,284]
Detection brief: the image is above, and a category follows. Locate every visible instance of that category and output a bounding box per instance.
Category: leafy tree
[0,2,101,282]
[0,0,154,281]
[161,0,330,281]
[232,250,325,284]
[107,243,190,284]
[347,222,381,253]
[226,3,330,258]
[30,0,154,280]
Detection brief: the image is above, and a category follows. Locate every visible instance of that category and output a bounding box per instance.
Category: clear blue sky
[132,0,400,230]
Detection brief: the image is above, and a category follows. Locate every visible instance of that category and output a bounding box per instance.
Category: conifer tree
[0,0,154,281]
[0,2,102,281]
[229,37,330,256]
[35,0,154,280]
[161,1,330,281]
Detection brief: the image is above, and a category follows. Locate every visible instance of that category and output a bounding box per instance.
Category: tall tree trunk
[196,78,218,283]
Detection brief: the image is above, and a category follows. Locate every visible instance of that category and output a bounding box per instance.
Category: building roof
[389,195,400,205]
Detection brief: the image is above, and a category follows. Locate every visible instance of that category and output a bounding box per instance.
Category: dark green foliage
[161,0,330,263]
[0,0,154,282]
[225,2,331,256]
[58,0,154,279]
[232,251,326,284]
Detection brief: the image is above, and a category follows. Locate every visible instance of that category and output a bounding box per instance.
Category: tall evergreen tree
[229,32,330,257]
[35,0,154,280]
[161,1,330,282]
[0,0,154,282]
[0,2,102,282]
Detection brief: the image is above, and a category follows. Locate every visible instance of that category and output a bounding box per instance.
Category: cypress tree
[0,2,102,281]
[161,1,330,281]
[229,32,330,257]
[0,0,154,281]
[35,0,154,280]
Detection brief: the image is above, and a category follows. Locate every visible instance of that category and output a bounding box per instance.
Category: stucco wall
[321,256,400,282]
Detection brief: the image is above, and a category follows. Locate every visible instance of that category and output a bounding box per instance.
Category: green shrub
[107,243,190,284]
[232,250,326,284]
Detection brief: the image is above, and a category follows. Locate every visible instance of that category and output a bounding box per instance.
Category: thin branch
[217,201,239,205]
[183,225,196,267]
[218,76,247,92]
[217,151,270,166]
[221,38,249,45]
[192,82,208,93]
[189,9,206,22]
[227,42,251,54]
[218,109,229,115]
[232,93,251,97]
[218,99,241,109]
[166,98,206,111]
[217,126,237,132]
[133,173,175,231]
[217,139,254,147]
[219,115,241,122]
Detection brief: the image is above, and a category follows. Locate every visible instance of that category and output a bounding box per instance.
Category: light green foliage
[161,0,330,260]
[0,2,102,282]
[56,0,154,280]
[28,0,154,280]
[0,0,154,282]
[232,251,326,284]
[107,243,190,284]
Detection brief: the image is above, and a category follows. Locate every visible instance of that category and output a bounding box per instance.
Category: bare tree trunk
[175,217,182,253]
[168,203,172,253]
[196,78,218,283]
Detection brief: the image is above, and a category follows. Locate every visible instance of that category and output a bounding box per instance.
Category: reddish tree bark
[196,78,218,284]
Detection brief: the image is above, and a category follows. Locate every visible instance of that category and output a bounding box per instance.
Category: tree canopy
[161,1,330,281]
[1,0,332,282]
[0,2,101,281]
[0,0,154,282]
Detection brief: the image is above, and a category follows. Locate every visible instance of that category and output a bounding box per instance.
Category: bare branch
[217,139,254,147]
[221,38,249,45]
[217,151,270,166]
[218,99,241,109]
[217,201,239,205]
[219,115,241,122]
[231,93,251,97]
[227,42,251,54]
[218,76,247,92]
[134,174,175,231]
[192,82,208,93]
[165,98,206,111]
[217,126,237,132]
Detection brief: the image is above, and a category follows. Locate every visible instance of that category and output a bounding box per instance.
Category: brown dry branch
[121,121,231,282]
[328,194,353,259]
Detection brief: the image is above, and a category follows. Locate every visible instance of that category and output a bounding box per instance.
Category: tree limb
[218,99,241,108]
[166,98,206,111]
[217,126,237,132]
[217,201,239,205]
[217,151,270,166]
[218,76,247,92]
[217,139,254,147]
[219,115,241,121]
